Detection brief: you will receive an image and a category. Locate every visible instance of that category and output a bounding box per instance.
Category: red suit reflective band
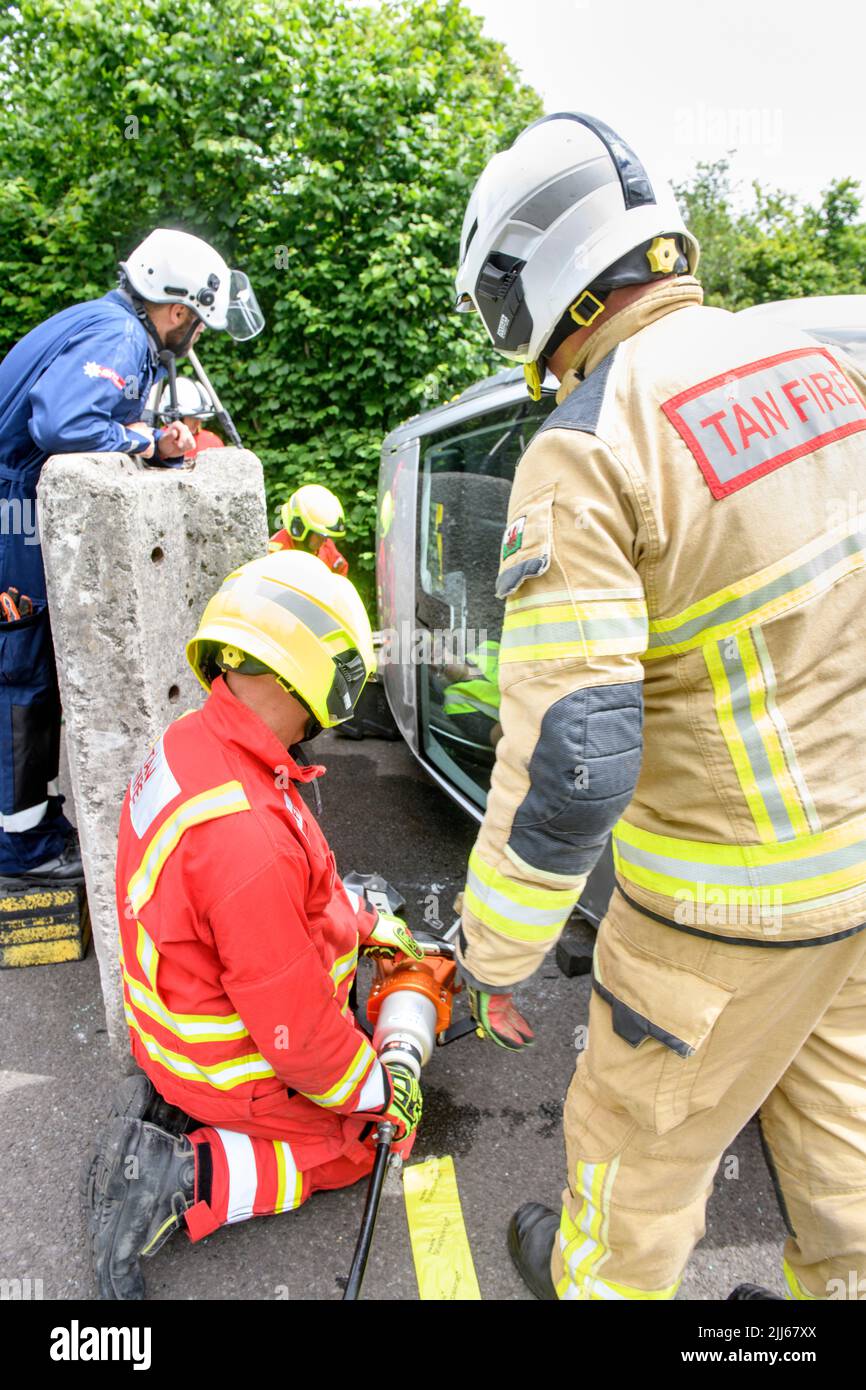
[662,347,866,500]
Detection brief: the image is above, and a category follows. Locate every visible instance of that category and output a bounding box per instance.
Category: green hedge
[0,0,541,603]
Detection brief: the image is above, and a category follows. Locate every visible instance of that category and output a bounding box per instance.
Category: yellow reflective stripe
[613,813,866,910]
[465,848,577,943]
[273,1140,303,1213]
[646,519,866,659]
[302,1038,375,1108]
[141,1212,178,1256]
[501,598,648,663]
[128,781,250,915]
[560,1160,612,1287]
[704,640,776,842]
[751,626,821,835]
[558,1157,677,1301]
[783,1258,819,1300]
[504,841,587,890]
[330,941,358,991]
[123,969,249,1044]
[135,921,159,991]
[737,630,811,838]
[125,1005,275,1089]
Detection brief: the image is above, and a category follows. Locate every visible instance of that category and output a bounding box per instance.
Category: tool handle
[158,350,181,421]
[342,1121,395,1301]
[188,347,243,448]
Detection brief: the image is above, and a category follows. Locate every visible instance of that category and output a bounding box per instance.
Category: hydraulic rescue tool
[149,346,243,449]
[340,874,474,1300]
[187,346,243,447]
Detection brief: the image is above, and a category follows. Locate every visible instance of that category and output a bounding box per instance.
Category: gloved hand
[379,1064,423,1142]
[467,985,535,1050]
[362,911,424,961]
[157,421,196,459]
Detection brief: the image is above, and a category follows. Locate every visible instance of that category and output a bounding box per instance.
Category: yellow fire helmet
[280,484,347,544]
[186,549,374,729]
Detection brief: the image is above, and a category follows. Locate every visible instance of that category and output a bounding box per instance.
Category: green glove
[381,1064,423,1141]
[362,910,424,960]
[467,985,535,1051]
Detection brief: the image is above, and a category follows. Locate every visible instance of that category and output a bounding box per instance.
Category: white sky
[464,0,866,209]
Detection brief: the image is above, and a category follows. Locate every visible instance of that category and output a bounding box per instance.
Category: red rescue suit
[268,527,349,576]
[186,427,225,457]
[115,676,386,1178]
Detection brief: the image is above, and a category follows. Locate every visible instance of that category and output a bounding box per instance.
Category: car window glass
[416,395,556,805]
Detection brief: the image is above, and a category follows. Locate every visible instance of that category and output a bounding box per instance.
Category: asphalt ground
[0,730,788,1302]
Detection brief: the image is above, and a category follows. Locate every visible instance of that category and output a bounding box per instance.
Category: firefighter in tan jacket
[454,112,866,1301]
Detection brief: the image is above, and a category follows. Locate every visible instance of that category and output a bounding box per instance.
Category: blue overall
[0,290,161,873]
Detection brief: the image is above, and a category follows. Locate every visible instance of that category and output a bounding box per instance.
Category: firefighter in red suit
[157,375,225,459]
[269,483,350,576]
[84,549,423,1300]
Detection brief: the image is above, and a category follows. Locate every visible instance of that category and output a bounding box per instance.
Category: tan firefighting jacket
[459,277,866,989]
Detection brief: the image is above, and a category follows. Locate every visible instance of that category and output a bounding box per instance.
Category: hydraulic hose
[342,1121,395,1301]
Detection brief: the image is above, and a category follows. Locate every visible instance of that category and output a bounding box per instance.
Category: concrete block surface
[38,448,268,1046]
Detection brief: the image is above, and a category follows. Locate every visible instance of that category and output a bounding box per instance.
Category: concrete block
[37,449,268,1049]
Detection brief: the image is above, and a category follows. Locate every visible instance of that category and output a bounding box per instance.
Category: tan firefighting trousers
[553,890,866,1300]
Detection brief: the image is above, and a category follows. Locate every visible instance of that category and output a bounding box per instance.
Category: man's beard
[163,317,199,355]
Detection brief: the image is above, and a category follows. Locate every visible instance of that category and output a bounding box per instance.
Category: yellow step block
[0,884,90,968]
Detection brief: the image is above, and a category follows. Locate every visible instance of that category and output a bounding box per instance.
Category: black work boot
[16,831,85,886]
[81,1074,191,1227]
[109,1073,191,1135]
[727,1284,785,1300]
[86,1117,196,1300]
[508,1202,559,1301]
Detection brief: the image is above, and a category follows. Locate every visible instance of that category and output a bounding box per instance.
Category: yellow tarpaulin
[403,1155,481,1300]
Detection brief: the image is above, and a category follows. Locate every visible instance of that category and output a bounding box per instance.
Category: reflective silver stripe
[507,586,644,611]
[1,800,48,832]
[125,976,248,1041]
[647,528,866,652]
[515,157,615,231]
[752,626,821,834]
[615,836,866,888]
[215,1128,259,1224]
[125,1007,274,1087]
[465,866,570,929]
[255,581,340,638]
[356,1060,386,1112]
[501,615,648,651]
[716,638,798,841]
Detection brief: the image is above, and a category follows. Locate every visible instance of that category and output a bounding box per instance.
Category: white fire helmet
[158,376,214,422]
[455,113,699,397]
[120,229,265,341]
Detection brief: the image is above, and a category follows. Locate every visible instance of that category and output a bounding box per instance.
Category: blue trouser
[0,466,71,874]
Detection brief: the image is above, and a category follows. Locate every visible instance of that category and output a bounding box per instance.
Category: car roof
[384,295,866,450]
[737,293,866,330]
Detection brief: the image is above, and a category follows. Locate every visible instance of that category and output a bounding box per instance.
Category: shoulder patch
[501,515,526,560]
[662,346,866,499]
[83,360,126,391]
[129,736,181,839]
[539,348,618,438]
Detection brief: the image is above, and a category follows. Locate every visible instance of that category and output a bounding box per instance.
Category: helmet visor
[224,270,265,341]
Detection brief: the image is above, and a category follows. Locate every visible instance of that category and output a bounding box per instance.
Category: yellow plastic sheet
[402,1155,481,1300]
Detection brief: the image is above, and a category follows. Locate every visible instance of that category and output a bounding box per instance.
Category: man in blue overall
[0,228,264,884]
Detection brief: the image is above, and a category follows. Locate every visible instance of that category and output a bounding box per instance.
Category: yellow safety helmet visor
[186,550,374,728]
[281,484,347,544]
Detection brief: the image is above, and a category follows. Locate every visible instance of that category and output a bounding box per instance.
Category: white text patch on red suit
[129,737,180,839]
[661,347,866,499]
